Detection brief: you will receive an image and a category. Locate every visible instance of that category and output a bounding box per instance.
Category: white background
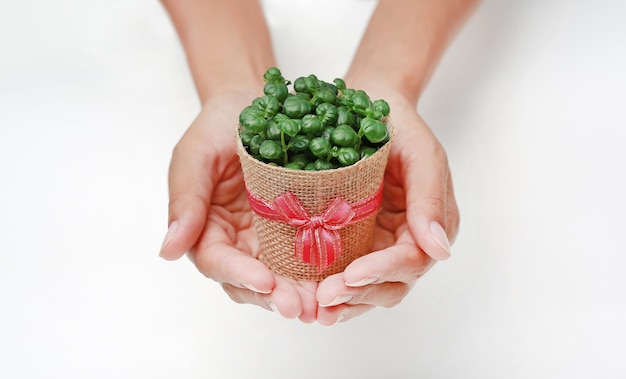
[1,0,625,378]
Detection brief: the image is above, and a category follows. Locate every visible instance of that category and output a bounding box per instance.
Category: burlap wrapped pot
[236,121,393,281]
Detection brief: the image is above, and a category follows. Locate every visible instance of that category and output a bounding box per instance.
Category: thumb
[159,136,213,261]
[159,194,209,261]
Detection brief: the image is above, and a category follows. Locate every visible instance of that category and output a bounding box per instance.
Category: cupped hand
[316,88,460,325]
[160,87,459,325]
[159,90,318,323]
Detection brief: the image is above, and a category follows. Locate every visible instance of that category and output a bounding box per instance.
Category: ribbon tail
[294,226,315,267]
[315,229,342,274]
[295,227,343,274]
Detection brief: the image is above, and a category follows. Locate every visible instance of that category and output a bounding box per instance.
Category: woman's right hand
[159,90,319,323]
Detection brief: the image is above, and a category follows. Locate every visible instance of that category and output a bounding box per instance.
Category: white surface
[1,0,625,378]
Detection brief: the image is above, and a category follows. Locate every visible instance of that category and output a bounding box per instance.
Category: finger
[222,283,273,310]
[317,303,375,326]
[445,169,461,244]
[341,232,434,288]
[318,241,428,309]
[294,281,319,323]
[160,126,215,261]
[222,278,306,320]
[401,124,455,261]
[193,240,276,295]
[316,273,349,307]
[318,272,410,309]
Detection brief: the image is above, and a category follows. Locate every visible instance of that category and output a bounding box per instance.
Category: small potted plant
[236,67,392,281]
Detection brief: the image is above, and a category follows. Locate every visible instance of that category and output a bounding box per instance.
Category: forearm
[161,0,276,103]
[345,0,479,105]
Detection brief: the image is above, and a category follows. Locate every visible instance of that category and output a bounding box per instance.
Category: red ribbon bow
[246,185,383,273]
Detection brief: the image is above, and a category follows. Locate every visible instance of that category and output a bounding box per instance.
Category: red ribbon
[246,184,383,274]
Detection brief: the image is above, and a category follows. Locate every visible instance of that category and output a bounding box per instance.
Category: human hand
[160,87,458,325]
[159,90,319,323]
[316,87,460,325]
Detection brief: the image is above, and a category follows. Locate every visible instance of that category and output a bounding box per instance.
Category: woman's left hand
[316,89,460,325]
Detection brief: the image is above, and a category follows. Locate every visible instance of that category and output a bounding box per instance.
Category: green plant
[239,67,390,170]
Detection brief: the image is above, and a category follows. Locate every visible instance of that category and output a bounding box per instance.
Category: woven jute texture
[236,121,393,281]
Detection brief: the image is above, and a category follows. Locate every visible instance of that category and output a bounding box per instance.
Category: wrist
[162,0,275,104]
[194,64,270,105]
[343,68,420,108]
[344,61,425,107]
[198,84,263,113]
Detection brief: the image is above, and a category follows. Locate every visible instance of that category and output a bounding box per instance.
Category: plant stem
[280,131,288,165]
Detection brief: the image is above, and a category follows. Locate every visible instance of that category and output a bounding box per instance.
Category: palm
[187,92,319,322]
[372,162,409,252]
[201,175,320,321]
[204,170,320,322]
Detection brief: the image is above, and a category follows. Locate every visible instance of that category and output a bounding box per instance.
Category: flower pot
[236,121,393,281]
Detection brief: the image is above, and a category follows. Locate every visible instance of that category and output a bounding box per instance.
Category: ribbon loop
[247,185,383,273]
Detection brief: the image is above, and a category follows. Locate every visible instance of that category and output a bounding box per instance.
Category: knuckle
[168,192,207,215]
[170,138,188,164]
[426,193,447,213]
[430,140,449,163]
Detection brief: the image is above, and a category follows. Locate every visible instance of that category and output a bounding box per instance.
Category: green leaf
[265,120,281,140]
[255,95,280,118]
[239,130,255,146]
[316,103,338,125]
[240,113,267,133]
[321,126,335,141]
[309,137,331,158]
[282,96,312,119]
[331,125,359,147]
[360,117,389,143]
[263,67,288,84]
[288,135,310,152]
[336,147,360,166]
[264,82,289,102]
[336,106,356,128]
[333,78,346,90]
[259,140,283,161]
[313,159,335,170]
[301,115,323,135]
[277,119,300,138]
[293,77,309,93]
[359,146,378,159]
[249,135,265,155]
[315,88,336,104]
[288,154,309,169]
[351,90,371,115]
[372,99,391,117]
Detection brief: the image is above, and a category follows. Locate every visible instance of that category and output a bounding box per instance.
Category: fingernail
[159,220,179,256]
[345,276,378,287]
[337,313,347,323]
[268,301,279,313]
[320,294,353,307]
[429,221,451,259]
[243,283,272,294]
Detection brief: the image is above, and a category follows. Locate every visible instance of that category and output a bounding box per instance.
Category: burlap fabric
[236,121,393,281]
